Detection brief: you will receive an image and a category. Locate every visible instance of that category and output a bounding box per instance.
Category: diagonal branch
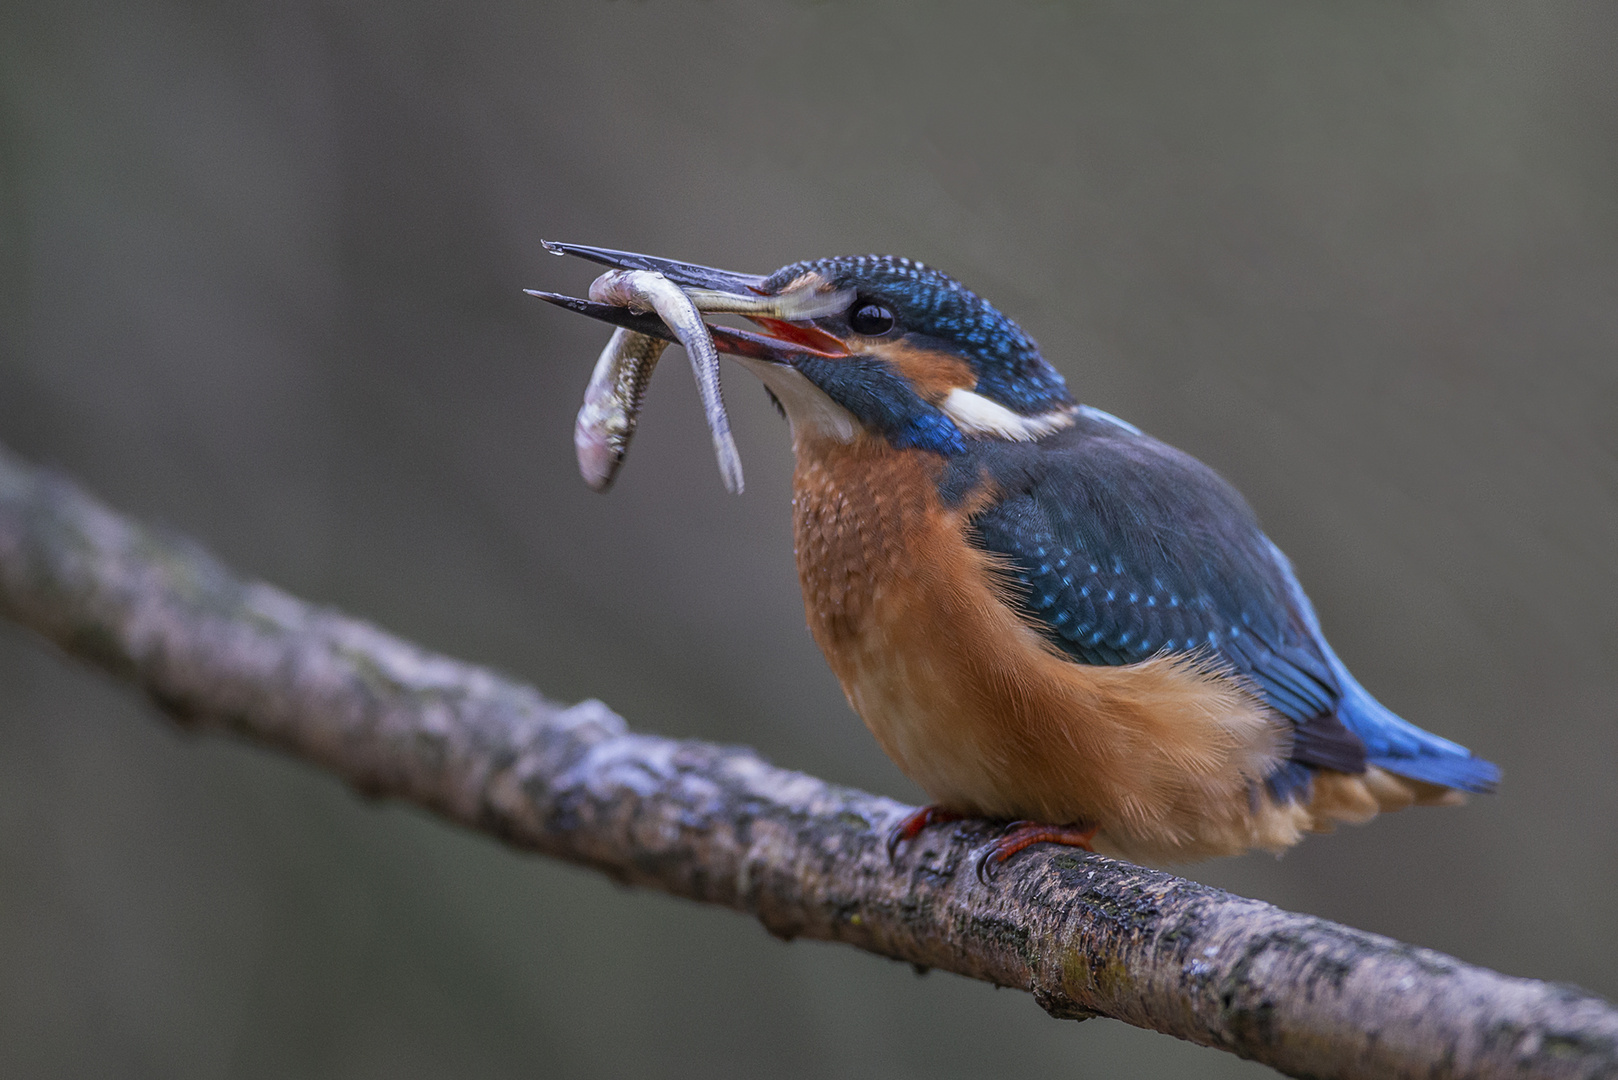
[0,440,1611,1080]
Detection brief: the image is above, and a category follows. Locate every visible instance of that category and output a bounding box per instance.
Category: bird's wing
[955,416,1368,782]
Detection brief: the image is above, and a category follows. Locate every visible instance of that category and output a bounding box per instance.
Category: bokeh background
[2,2,1615,1077]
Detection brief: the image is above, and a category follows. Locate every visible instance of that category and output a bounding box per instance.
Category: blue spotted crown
[763,255,1074,415]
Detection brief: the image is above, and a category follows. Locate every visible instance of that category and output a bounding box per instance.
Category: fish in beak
[527,242,850,492]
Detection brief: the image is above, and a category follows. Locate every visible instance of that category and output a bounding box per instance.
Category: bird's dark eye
[848,301,896,337]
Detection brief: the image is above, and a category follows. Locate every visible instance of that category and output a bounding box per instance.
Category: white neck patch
[940,388,1077,442]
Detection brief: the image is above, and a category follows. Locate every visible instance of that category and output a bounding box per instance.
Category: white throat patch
[730,356,858,445]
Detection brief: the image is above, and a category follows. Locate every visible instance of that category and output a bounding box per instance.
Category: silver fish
[574,327,668,492]
[586,268,744,494]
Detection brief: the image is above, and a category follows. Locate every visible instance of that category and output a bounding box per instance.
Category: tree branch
[0,441,1611,1080]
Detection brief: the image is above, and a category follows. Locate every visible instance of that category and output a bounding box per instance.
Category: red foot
[885,805,966,862]
[974,821,1098,884]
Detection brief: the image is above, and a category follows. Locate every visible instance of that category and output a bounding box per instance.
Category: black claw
[885,822,907,864]
[972,819,1039,885]
[885,806,967,865]
[974,844,1001,885]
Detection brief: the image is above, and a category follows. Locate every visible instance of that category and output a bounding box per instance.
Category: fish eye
[848,301,896,337]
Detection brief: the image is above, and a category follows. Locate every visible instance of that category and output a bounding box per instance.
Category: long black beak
[523,289,844,364]
[541,240,767,295]
[529,241,850,362]
[523,290,679,342]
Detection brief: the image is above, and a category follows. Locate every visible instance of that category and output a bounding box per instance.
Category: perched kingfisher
[535,244,1500,869]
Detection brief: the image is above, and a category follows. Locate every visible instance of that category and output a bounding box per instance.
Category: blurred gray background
[1,2,1614,1077]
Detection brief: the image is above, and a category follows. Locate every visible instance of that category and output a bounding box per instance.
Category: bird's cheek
[874,342,979,407]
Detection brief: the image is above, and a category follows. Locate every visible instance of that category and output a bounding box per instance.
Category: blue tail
[1264,540,1500,794]
[1331,662,1500,792]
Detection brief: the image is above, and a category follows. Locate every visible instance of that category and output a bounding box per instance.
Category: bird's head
[535,244,1077,455]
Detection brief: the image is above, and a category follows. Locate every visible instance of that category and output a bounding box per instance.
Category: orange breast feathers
[790,434,1317,864]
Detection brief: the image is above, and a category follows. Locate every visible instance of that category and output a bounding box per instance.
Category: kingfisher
[533,243,1500,870]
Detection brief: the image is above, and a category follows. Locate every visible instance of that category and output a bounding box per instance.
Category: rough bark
[0,440,1612,1080]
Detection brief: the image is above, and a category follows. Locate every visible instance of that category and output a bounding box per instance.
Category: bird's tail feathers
[1261,538,1500,795]
[1334,666,1501,794]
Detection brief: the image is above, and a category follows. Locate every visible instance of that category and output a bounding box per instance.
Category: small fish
[546,248,854,494]
[587,269,744,495]
[574,327,667,492]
